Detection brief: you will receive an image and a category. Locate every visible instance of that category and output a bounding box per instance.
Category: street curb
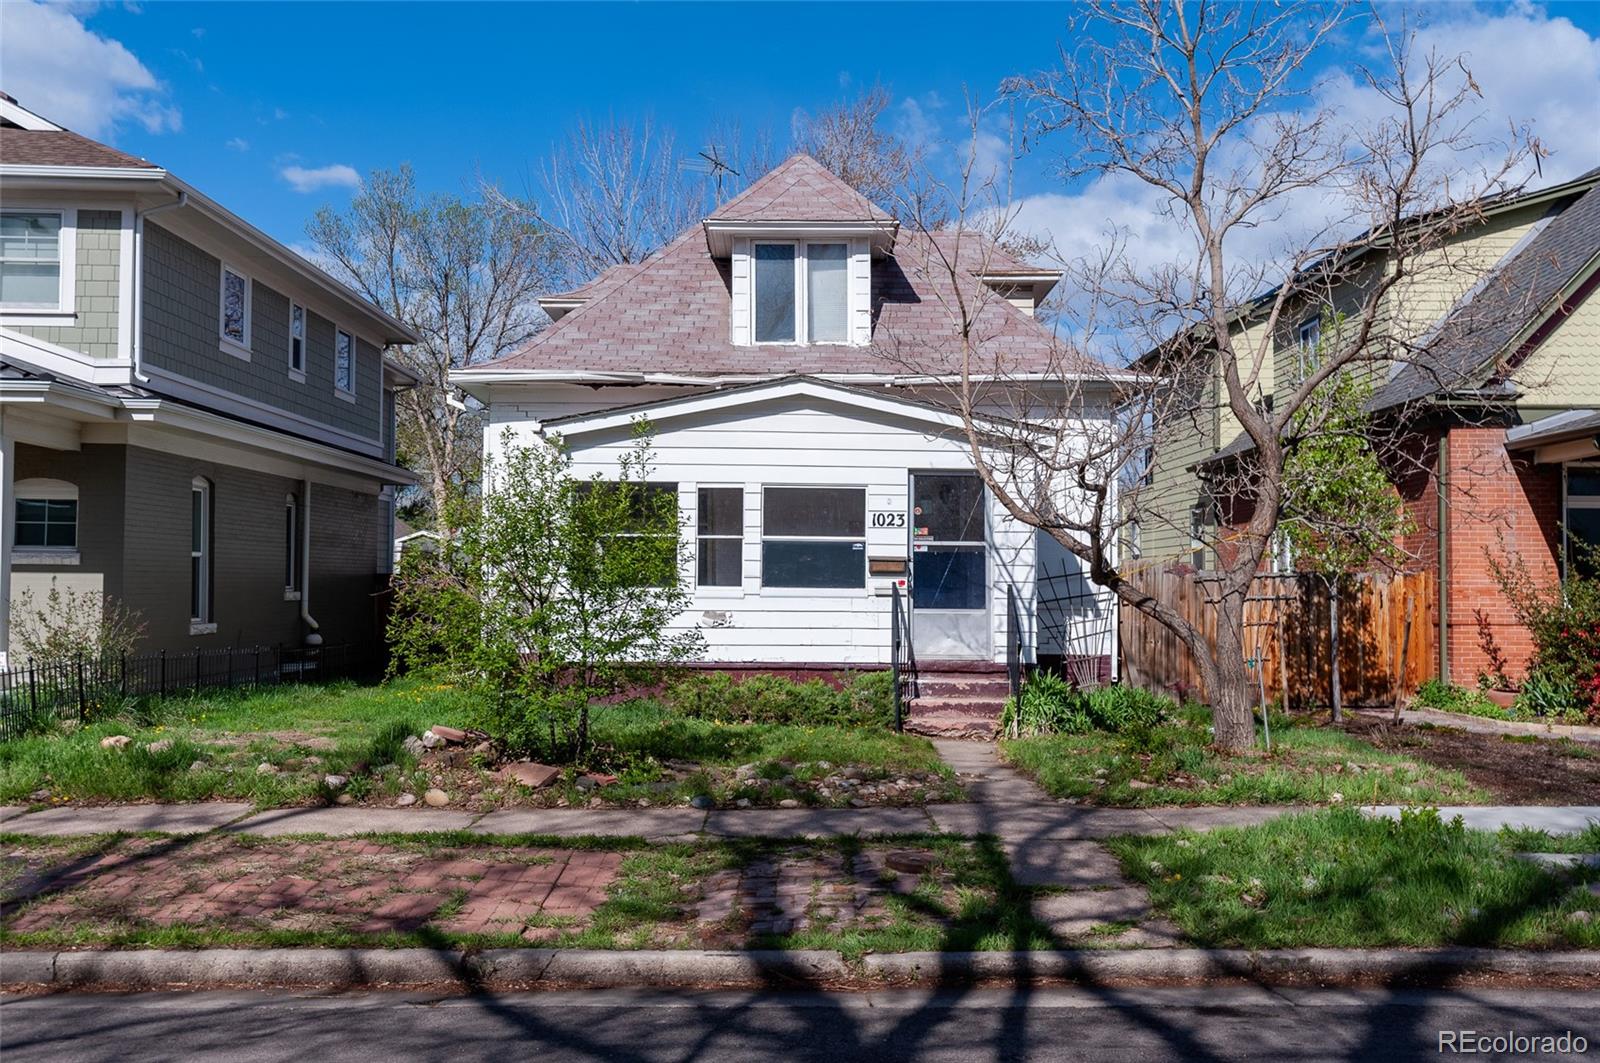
[4,947,1597,991]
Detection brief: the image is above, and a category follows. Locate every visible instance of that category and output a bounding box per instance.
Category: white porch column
[0,431,13,670]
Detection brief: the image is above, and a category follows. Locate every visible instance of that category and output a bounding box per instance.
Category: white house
[453,156,1119,711]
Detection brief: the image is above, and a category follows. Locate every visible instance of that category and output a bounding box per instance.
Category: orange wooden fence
[1118,569,1437,708]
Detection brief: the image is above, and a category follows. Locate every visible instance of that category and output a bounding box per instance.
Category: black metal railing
[0,643,362,739]
[889,582,919,732]
[1006,584,1025,702]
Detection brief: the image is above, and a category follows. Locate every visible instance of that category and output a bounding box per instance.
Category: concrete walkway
[1361,805,1600,834]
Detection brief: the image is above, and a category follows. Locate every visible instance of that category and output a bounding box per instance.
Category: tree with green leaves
[388,426,704,761]
[1279,343,1413,722]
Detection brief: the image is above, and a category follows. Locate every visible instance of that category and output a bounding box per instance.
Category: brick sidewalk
[3,837,621,939]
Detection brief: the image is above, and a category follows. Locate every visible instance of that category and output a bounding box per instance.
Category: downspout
[300,479,322,645]
[131,191,187,382]
[1436,431,1450,683]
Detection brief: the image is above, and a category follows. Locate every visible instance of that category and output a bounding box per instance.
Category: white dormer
[727,235,872,347]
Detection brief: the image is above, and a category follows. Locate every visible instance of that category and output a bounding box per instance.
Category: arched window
[191,477,211,625]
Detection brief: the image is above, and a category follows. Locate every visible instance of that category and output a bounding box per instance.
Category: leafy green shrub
[1489,544,1600,722]
[1001,671,1092,736]
[1413,678,1508,718]
[1084,683,1169,732]
[662,670,894,729]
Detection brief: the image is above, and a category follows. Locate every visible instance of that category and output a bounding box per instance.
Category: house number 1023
[871,512,907,528]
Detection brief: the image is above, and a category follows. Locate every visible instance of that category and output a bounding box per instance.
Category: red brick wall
[1441,426,1562,683]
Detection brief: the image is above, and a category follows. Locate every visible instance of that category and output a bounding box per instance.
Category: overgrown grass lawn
[0,680,957,810]
[1001,705,1486,807]
[1110,808,1600,949]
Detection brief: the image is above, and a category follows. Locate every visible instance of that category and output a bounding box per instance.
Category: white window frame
[694,484,745,594]
[288,301,307,382]
[0,207,76,318]
[759,485,867,593]
[190,477,215,634]
[11,477,80,564]
[283,493,301,600]
[333,326,357,401]
[1562,462,1600,582]
[1296,313,1322,377]
[219,263,252,360]
[750,241,851,346]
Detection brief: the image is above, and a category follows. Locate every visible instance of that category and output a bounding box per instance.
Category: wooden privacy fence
[1119,569,1436,709]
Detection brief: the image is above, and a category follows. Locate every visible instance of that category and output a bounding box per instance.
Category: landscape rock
[423,788,450,807]
[498,762,561,789]
[99,735,132,750]
[1127,780,1154,791]
[887,850,935,874]
[420,730,446,750]
[396,794,418,807]
[690,795,715,810]
[335,793,355,805]
[402,736,426,758]
[735,798,752,808]
[256,762,280,776]
[145,738,174,754]
[323,774,348,790]
[429,725,468,744]
[582,773,619,787]
[779,798,800,809]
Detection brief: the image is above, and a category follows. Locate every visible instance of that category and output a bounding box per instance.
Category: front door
[910,472,990,659]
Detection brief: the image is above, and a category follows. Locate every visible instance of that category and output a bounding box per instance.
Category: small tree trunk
[1329,581,1343,724]
[1207,609,1257,752]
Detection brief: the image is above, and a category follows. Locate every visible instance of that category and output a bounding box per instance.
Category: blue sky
[6,2,1600,258]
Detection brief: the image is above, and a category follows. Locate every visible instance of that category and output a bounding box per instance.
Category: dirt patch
[1344,717,1600,804]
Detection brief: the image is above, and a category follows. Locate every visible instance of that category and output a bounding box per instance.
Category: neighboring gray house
[0,93,418,666]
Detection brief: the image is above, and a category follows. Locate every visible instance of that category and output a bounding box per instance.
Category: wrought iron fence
[0,643,363,739]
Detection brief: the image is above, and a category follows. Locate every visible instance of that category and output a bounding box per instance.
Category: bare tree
[793,84,928,209]
[508,117,707,292]
[308,166,550,527]
[887,2,1531,751]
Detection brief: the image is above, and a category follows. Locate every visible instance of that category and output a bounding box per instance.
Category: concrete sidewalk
[1354,705,1600,744]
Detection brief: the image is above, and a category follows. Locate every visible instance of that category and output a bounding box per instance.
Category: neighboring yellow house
[1128,167,1600,684]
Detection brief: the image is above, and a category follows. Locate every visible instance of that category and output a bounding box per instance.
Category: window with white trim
[191,478,212,625]
[13,479,78,551]
[752,242,849,344]
[697,487,743,587]
[1565,465,1600,581]
[220,264,251,350]
[761,487,865,588]
[334,328,355,394]
[0,210,64,309]
[1296,313,1322,377]
[284,493,300,596]
[289,302,306,376]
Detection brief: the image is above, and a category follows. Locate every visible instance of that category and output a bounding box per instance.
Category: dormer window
[753,242,849,344]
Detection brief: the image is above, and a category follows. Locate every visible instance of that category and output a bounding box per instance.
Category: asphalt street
[3,987,1597,1062]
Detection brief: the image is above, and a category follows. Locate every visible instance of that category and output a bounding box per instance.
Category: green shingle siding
[11,209,122,359]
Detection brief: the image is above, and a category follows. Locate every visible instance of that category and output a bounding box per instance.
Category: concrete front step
[909,694,1006,713]
[904,714,998,739]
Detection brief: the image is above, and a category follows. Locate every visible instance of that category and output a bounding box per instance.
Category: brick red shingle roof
[488,157,1103,378]
[706,154,893,223]
[0,127,159,169]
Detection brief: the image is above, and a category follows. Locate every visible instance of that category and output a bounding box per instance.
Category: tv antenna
[682,146,740,198]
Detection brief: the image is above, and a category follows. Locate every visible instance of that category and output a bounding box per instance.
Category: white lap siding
[487,391,1043,666]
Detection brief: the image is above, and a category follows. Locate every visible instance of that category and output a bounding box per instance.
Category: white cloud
[279,163,361,194]
[225,137,249,152]
[0,1,180,138]
[1002,5,1600,287]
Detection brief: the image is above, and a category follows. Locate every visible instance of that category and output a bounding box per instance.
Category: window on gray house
[289,303,306,374]
[191,478,212,623]
[1296,314,1322,376]
[0,211,62,308]
[284,494,299,593]
[221,266,250,346]
[335,328,355,394]
[697,487,743,587]
[761,487,865,588]
[14,497,77,548]
[754,243,796,343]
